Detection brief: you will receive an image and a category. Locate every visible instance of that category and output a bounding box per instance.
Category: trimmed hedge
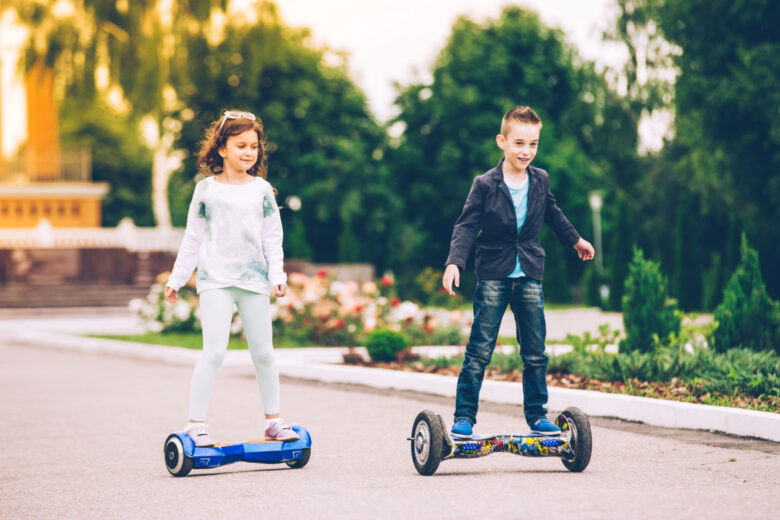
[366,329,409,362]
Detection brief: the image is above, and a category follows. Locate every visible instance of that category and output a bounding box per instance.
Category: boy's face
[496,122,540,175]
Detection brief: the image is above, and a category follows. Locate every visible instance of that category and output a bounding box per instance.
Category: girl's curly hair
[197,111,268,178]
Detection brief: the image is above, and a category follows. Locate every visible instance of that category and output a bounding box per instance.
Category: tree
[60,103,155,226]
[711,234,779,353]
[11,1,399,269]
[621,247,681,353]
[167,3,398,268]
[11,0,223,227]
[387,6,639,301]
[609,0,780,302]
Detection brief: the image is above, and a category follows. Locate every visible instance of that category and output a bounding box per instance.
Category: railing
[0,146,92,183]
[0,218,184,252]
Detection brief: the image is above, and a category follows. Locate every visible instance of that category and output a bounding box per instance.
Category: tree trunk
[151,130,183,229]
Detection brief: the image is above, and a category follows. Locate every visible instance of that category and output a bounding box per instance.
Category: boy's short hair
[501,106,542,136]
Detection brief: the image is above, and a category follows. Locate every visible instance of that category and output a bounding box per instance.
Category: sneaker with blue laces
[530,417,562,436]
[451,419,473,438]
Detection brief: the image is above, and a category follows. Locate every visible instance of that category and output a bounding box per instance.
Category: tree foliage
[11,1,398,266]
[59,103,155,226]
[11,0,221,226]
[387,6,639,301]
[609,0,780,304]
[167,4,397,267]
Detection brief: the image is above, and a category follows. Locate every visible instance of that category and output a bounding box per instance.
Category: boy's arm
[543,183,580,249]
[445,177,484,272]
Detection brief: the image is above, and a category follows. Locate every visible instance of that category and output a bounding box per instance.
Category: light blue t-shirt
[504,174,529,278]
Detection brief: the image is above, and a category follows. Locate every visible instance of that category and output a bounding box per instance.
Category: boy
[442,106,594,437]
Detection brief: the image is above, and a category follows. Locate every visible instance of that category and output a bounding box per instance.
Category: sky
[2,1,668,155]
[273,0,628,123]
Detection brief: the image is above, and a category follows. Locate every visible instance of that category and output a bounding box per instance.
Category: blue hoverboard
[164,425,312,477]
[409,407,592,476]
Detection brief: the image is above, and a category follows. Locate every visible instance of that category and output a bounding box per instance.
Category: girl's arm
[261,187,287,288]
[167,182,206,292]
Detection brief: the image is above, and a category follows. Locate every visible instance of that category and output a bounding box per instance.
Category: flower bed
[346,354,779,413]
[341,322,780,414]
[130,271,469,346]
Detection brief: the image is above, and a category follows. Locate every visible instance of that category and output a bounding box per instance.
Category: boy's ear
[496,133,506,150]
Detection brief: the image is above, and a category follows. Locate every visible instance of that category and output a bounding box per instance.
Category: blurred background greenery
[4,0,779,310]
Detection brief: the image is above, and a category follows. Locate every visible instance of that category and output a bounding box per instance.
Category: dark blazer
[445,159,580,281]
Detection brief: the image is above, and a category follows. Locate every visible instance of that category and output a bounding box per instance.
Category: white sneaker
[184,423,216,447]
[265,420,299,441]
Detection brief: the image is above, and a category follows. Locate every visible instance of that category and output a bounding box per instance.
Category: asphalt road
[2,341,779,520]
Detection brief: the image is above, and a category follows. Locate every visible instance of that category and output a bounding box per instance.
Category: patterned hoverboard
[164,425,311,477]
[409,407,592,476]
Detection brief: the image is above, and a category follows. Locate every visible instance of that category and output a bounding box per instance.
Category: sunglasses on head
[217,111,256,133]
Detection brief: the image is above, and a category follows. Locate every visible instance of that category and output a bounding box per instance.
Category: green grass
[458,302,599,311]
[89,332,327,350]
[496,336,570,346]
[90,332,247,350]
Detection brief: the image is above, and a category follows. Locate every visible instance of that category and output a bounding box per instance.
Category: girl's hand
[442,264,460,296]
[573,238,595,261]
[273,284,287,297]
[164,286,178,303]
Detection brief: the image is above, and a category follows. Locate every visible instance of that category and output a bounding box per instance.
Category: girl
[164,110,298,446]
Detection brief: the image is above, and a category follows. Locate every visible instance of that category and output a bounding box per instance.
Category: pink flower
[317,270,328,278]
[390,297,400,308]
[381,275,393,287]
[289,272,308,285]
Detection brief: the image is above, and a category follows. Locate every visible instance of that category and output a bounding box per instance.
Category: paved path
[2,341,778,519]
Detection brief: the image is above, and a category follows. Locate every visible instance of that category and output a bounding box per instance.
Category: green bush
[401,322,464,346]
[550,321,780,400]
[711,234,780,354]
[411,267,463,309]
[365,329,409,362]
[413,320,780,405]
[582,264,606,308]
[620,247,681,353]
[566,323,620,353]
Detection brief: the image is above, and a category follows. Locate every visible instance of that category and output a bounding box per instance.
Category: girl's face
[219,129,259,173]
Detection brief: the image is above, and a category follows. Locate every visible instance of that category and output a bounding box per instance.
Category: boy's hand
[164,286,178,303]
[273,284,287,297]
[442,264,460,295]
[573,238,595,261]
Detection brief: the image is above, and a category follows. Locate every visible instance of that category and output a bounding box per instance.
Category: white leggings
[189,287,280,421]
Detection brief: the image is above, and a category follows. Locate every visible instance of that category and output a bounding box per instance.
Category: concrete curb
[12,329,780,443]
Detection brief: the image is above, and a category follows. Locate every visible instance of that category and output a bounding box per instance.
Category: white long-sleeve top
[166,176,287,294]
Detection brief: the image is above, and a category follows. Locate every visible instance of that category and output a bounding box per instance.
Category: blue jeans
[455,278,548,426]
